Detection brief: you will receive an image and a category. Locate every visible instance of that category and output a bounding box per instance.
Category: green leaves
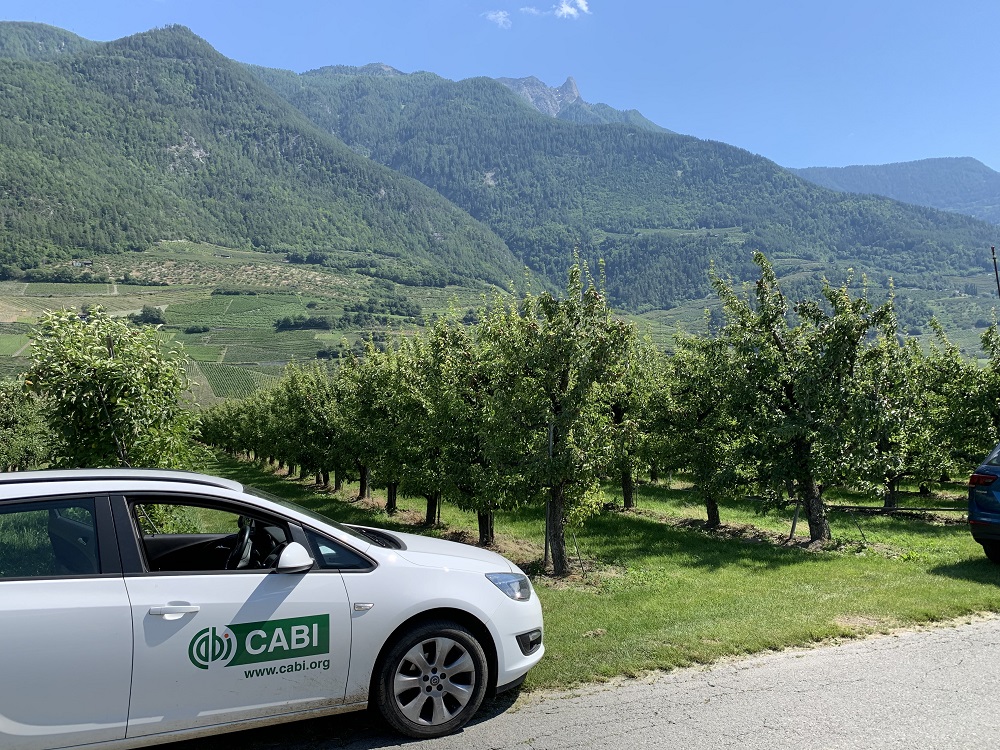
[706,255,896,539]
[0,378,50,470]
[27,307,199,468]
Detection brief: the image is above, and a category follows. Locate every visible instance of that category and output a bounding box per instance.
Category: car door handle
[149,605,200,616]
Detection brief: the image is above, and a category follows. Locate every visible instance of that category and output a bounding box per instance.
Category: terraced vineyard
[0,243,498,402]
[0,332,28,356]
[198,362,280,399]
[176,328,326,365]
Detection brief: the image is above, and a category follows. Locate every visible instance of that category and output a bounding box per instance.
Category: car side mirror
[276,542,314,574]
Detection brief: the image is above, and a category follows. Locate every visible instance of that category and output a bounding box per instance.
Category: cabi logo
[189,626,236,669]
[187,614,329,671]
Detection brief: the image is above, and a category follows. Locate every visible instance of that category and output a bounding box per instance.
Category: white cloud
[554,0,591,18]
[484,10,512,28]
[520,6,542,14]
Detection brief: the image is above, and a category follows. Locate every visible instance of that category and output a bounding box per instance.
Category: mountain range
[792,158,1000,225]
[0,21,996,320]
[249,60,994,310]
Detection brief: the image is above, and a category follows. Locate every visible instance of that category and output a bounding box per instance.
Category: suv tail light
[969,473,997,487]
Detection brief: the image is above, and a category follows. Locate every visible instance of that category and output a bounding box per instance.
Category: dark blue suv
[969,444,1000,562]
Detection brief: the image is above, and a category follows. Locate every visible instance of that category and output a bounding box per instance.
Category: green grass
[199,453,1000,692]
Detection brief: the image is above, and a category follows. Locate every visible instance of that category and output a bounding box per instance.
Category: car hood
[389,531,516,573]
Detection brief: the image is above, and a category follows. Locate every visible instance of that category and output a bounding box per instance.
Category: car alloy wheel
[377,620,488,738]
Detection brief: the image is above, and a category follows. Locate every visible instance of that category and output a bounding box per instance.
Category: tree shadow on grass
[572,509,819,573]
[208,453,947,575]
[826,511,969,542]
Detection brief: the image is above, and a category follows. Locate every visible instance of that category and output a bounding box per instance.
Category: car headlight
[486,572,532,601]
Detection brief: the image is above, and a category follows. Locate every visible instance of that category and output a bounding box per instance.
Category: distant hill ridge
[792,158,1000,225]
[0,21,96,59]
[297,63,670,132]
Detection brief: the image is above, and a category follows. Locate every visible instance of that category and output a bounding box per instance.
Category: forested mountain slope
[793,158,1000,225]
[0,22,96,60]
[0,25,519,287]
[252,64,996,310]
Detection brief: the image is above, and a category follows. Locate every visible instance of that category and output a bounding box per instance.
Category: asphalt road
[173,616,1000,750]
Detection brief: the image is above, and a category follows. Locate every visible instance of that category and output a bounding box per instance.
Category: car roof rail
[0,468,245,492]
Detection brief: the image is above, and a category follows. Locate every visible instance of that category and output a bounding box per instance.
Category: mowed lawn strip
[203,454,1000,691]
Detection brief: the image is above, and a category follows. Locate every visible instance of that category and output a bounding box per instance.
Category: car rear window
[0,499,100,578]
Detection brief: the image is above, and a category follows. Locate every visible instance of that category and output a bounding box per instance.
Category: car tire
[375,620,488,738]
[982,542,1000,564]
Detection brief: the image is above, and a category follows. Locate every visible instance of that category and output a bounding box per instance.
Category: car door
[0,496,132,750]
[114,494,354,739]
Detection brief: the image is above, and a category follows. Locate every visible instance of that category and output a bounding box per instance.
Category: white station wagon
[0,469,544,749]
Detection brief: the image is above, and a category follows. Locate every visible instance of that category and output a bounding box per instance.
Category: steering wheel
[225,521,254,570]
[261,541,289,570]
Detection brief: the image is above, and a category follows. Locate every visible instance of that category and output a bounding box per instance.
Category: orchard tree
[841,310,985,507]
[712,254,891,542]
[918,322,993,477]
[653,333,740,527]
[847,319,932,507]
[27,308,199,468]
[338,341,421,508]
[436,308,534,546]
[365,341,425,514]
[401,318,476,529]
[270,362,343,485]
[978,322,1000,455]
[487,264,634,575]
[337,347,382,500]
[602,331,659,510]
[0,379,50,471]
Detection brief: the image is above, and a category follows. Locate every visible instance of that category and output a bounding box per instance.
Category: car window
[986,444,1000,467]
[304,529,372,571]
[0,498,100,578]
[130,497,291,573]
[244,485,373,544]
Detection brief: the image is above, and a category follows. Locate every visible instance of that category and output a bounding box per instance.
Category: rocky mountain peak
[492,74,666,133]
[496,75,583,117]
[557,76,581,105]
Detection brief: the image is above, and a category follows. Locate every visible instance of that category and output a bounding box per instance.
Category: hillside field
[0,243,494,401]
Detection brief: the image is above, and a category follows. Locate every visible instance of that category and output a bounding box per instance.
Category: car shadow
[929,557,1000,586]
[162,689,523,749]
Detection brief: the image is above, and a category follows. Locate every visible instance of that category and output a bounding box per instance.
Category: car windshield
[243,485,371,543]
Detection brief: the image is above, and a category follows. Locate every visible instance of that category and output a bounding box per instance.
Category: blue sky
[7,1,1000,170]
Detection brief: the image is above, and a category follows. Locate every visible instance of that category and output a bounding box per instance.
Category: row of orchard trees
[202,264,637,576]
[201,254,1000,570]
[664,253,1000,542]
